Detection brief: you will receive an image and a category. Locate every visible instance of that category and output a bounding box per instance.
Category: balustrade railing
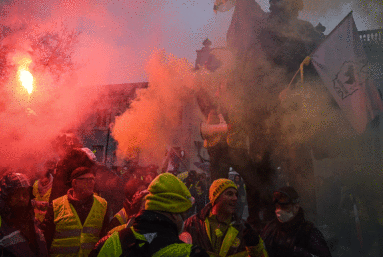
[359,29,382,44]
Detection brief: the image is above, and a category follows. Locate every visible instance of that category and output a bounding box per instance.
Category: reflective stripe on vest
[205,218,212,243]
[50,194,107,257]
[114,208,128,225]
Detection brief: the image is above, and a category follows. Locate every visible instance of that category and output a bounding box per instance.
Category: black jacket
[90,210,209,257]
[0,216,48,257]
[261,208,332,257]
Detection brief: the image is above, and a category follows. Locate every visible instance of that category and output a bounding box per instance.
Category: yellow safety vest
[204,218,268,257]
[50,194,107,257]
[114,208,129,225]
[32,180,52,223]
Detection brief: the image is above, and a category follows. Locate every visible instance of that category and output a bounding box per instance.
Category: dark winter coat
[89,210,209,257]
[261,208,332,257]
[0,172,49,257]
[0,215,49,257]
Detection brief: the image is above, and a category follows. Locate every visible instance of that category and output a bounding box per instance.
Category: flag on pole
[311,12,383,133]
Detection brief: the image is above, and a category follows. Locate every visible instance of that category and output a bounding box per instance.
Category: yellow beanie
[209,178,237,204]
[145,173,193,213]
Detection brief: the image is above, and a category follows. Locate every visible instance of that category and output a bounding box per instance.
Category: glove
[243,223,260,247]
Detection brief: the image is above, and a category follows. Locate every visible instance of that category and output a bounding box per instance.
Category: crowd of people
[0,145,332,257]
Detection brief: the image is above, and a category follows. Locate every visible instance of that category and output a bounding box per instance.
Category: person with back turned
[91,173,209,257]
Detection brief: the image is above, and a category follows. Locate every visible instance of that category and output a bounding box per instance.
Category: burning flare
[19,69,34,94]
[18,58,34,94]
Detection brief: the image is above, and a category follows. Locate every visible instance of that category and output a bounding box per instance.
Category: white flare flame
[18,58,34,95]
[19,69,34,94]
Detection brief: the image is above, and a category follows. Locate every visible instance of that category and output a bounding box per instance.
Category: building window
[92,145,104,162]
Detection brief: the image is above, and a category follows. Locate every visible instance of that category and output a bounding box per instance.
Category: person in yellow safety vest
[32,167,54,223]
[106,178,148,232]
[41,167,111,256]
[89,173,210,257]
[114,207,129,225]
[184,179,269,257]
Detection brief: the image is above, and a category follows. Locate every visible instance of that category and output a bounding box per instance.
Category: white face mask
[275,209,294,223]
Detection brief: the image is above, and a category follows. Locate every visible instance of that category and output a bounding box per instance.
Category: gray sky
[88,0,382,84]
[1,0,381,84]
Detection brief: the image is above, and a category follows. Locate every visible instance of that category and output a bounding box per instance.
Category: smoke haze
[0,0,381,179]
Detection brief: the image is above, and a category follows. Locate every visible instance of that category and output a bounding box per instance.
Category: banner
[311,12,383,133]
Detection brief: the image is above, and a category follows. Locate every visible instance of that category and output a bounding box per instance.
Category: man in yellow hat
[91,173,209,257]
[184,178,268,257]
